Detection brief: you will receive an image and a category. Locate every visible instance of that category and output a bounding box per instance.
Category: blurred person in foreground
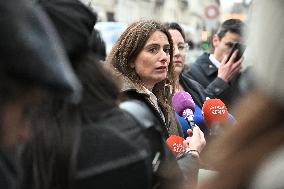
[107,20,206,188]
[186,19,249,110]
[198,1,284,188]
[21,0,158,189]
[89,28,107,61]
[0,0,80,188]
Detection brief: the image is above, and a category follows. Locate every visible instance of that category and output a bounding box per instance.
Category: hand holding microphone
[166,130,206,157]
[183,127,206,157]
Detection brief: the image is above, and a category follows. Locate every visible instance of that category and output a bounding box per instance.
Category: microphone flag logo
[166,135,185,156]
[202,98,228,128]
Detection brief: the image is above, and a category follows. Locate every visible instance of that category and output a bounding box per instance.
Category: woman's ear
[212,34,220,48]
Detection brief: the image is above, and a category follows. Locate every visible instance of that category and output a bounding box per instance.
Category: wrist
[217,76,228,83]
[184,148,200,158]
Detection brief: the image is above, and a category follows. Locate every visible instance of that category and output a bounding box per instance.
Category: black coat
[21,108,154,189]
[119,77,200,189]
[186,52,250,110]
[0,149,18,189]
[76,103,199,189]
[75,108,153,189]
[179,71,206,108]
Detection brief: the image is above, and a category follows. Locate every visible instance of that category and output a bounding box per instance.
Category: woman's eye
[178,45,185,51]
[149,48,158,53]
[164,47,170,54]
[177,43,188,51]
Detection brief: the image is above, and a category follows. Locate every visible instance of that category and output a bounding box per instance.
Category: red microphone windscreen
[166,135,184,156]
[202,98,228,128]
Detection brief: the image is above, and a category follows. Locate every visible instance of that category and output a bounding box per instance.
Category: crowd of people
[1,0,284,189]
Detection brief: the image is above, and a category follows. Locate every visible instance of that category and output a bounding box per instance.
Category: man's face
[213,31,242,62]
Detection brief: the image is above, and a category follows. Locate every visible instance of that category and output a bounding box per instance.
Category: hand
[183,126,206,154]
[217,50,243,82]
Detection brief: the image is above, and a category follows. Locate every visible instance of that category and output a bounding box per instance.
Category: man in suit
[186,19,249,110]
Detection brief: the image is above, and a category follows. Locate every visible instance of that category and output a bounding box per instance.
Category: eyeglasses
[174,43,189,52]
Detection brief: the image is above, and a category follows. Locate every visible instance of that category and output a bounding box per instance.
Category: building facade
[84,0,250,46]
[85,0,221,43]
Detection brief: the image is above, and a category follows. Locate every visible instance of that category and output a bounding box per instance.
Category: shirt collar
[209,54,220,68]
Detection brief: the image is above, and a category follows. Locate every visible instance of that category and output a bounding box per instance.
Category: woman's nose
[174,45,182,56]
[159,50,169,63]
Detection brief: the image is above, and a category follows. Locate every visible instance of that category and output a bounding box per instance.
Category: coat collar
[120,74,166,122]
[199,52,218,76]
[120,75,150,98]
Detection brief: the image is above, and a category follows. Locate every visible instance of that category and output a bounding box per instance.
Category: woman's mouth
[156,66,167,71]
[174,61,183,65]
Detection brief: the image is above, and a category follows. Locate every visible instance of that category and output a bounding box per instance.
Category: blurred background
[81,0,252,63]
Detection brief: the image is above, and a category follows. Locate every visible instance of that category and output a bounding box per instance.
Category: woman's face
[132,31,170,90]
[169,29,187,75]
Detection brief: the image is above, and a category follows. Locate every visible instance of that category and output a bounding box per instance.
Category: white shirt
[209,54,220,69]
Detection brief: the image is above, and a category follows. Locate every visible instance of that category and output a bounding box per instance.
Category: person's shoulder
[77,110,150,169]
[76,122,152,188]
[119,76,147,96]
[187,52,211,74]
[181,72,201,86]
[192,52,210,65]
[181,72,201,84]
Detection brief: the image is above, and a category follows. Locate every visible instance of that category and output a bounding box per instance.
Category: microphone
[176,105,204,137]
[166,135,185,156]
[202,98,228,135]
[172,91,196,130]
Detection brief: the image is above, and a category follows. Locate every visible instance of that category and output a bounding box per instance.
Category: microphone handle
[185,115,196,130]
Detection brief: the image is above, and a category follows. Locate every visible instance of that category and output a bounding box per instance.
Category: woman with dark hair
[164,22,211,139]
[107,20,179,137]
[107,20,206,188]
[164,22,206,107]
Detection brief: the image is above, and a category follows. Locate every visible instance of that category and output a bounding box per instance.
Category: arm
[204,77,230,98]
[176,127,206,188]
